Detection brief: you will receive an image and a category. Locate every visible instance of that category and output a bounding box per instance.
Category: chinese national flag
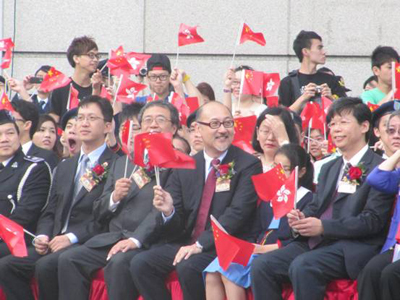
[301,102,323,130]
[232,140,255,155]
[0,38,14,51]
[233,115,257,144]
[1,48,12,69]
[393,62,400,99]
[263,73,280,97]
[40,67,71,93]
[159,149,196,169]
[0,92,13,112]
[327,133,336,154]
[271,168,297,219]
[211,216,255,271]
[100,86,112,101]
[67,84,79,110]
[321,96,332,116]
[251,164,286,202]
[126,52,151,75]
[178,23,205,47]
[0,215,27,257]
[266,96,279,107]
[107,55,134,76]
[146,94,160,102]
[239,23,266,46]
[171,93,190,126]
[116,78,147,104]
[185,97,200,114]
[110,45,124,59]
[134,132,176,167]
[120,120,133,155]
[367,102,379,112]
[241,70,264,97]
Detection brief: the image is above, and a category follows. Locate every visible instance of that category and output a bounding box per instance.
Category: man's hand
[106,239,137,261]
[263,115,290,146]
[153,185,174,216]
[287,209,305,228]
[173,244,202,266]
[224,68,235,90]
[113,178,133,203]
[300,82,317,102]
[91,70,103,93]
[34,235,49,255]
[49,235,72,252]
[320,83,333,99]
[291,217,324,237]
[170,68,183,88]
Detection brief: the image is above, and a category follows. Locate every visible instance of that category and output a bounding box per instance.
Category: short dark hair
[118,102,145,124]
[252,107,299,153]
[67,36,98,68]
[35,65,52,76]
[138,101,180,130]
[0,109,19,134]
[234,65,253,72]
[11,100,39,139]
[363,75,378,89]
[371,46,400,69]
[78,95,113,123]
[293,30,322,62]
[36,114,58,133]
[275,143,314,191]
[173,134,191,155]
[326,97,371,142]
[196,82,215,101]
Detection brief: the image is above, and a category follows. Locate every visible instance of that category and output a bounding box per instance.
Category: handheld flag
[393,62,400,99]
[126,52,151,75]
[239,23,266,46]
[0,92,13,111]
[233,115,257,144]
[178,24,205,47]
[367,102,379,112]
[40,67,71,93]
[263,73,280,97]
[266,96,279,107]
[241,70,264,97]
[0,215,27,257]
[1,48,12,69]
[271,167,297,219]
[67,84,79,110]
[116,78,147,104]
[251,164,286,202]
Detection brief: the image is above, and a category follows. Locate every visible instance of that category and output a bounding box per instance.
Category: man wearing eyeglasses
[126,101,262,300]
[49,36,100,124]
[135,54,203,104]
[56,101,179,300]
[0,96,118,300]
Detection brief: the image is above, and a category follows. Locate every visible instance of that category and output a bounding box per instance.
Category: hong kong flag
[100,86,112,101]
[393,62,400,99]
[239,23,266,46]
[266,96,279,107]
[0,215,27,257]
[178,23,205,47]
[241,70,264,97]
[0,38,14,51]
[0,48,12,69]
[301,102,323,130]
[40,67,71,93]
[271,167,297,219]
[252,164,287,202]
[0,92,13,111]
[67,84,79,110]
[116,78,147,104]
[126,52,151,75]
[263,73,280,97]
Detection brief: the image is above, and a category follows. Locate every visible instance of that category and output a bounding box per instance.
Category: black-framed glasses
[81,53,101,60]
[148,74,169,82]
[387,127,400,136]
[197,119,234,129]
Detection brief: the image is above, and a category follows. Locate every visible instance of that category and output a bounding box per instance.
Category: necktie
[308,163,351,249]
[191,158,220,243]
[73,155,90,199]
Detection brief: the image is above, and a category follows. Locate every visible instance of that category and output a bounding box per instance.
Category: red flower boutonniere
[215,161,236,180]
[88,162,109,184]
[342,163,366,185]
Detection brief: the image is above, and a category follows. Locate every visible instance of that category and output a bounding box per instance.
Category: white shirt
[336,144,369,187]
[203,149,228,181]
[1,156,14,168]
[22,141,33,155]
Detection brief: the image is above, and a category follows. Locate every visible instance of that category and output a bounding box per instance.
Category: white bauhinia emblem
[183,29,193,39]
[276,185,290,203]
[0,41,4,49]
[266,78,275,91]
[126,87,137,99]
[128,57,140,70]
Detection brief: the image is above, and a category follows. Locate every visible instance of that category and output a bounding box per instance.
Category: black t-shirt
[49,79,92,121]
[278,71,347,108]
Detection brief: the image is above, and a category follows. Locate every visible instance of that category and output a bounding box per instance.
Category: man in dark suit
[57,101,180,300]
[129,101,262,300]
[0,96,117,300]
[0,109,52,257]
[11,100,59,170]
[251,97,394,300]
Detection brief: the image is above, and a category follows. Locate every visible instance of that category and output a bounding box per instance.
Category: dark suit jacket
[161,145,263,252]
[302,149,395,278]
[0,149,51,233]
[36,147,117,243]
[27,143,59,170]
[85,156,172,249]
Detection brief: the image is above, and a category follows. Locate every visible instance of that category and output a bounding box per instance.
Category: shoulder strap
[289,70,302,101]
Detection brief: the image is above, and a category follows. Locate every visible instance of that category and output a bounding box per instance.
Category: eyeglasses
[81,53,101,60]
[148,74,169,82]
[258,129,272,137]
[197,119,234,129]
[327,120,352,129]
[131,124,141,132]
[231,80,241,86]
[76,115,104,123]
[142,116,171,126]
[387,127,400,136]
[14,118,25,123]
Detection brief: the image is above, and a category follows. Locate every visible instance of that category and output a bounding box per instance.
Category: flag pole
[155,166,161,186]
[237,70,245,114]
[108,50,111,86]
[392,61,396,100]
[112,74,123,106]
[307,118,312,154]
[230,21,244,68]
[24,228,37,239]
[66,83,72,111]
[293,166,298,210]
[129,165,139,180]
[175,47,180,69]
[123,121,133,178]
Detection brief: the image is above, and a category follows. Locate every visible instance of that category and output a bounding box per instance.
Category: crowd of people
[0,29,399,300]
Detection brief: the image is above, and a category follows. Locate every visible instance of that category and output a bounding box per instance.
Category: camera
[139,66,147,77]
[316,85,322,94]
[29,77,43,84]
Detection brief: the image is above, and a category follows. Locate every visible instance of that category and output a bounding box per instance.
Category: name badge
[216,178,230,192]
[132,168,151,189]
[337,180,356,194]
[80,174,96,192]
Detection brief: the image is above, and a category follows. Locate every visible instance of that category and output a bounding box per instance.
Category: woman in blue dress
[204,143,314,300]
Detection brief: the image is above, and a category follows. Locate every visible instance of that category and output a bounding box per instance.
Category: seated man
[0,109,52,256]
[251,97,394,300]
[0,96,118,300]
[57,101,180,300]
[130,101,262,300]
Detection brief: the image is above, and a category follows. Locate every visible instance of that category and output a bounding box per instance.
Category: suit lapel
[0,152,22,182]
[318,157,343,212]
[192,152,206,212]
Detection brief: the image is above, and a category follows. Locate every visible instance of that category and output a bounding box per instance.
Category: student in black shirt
[278,31,347,113]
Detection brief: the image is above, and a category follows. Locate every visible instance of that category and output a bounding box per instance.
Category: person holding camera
[278,30,347,113]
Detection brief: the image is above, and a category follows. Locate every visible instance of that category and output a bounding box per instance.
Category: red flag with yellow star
[110,45,124,59]
[239,23,266,46]
[134,132,176,167]
[159,149,196,169]
[233,115,257,144]
[251,164,287,202]
[0,92,13,112]
[67,84,79,110]
[39,67,71,93]
[327,133,336,154]
[178,23,205,47]
[393,62,400,99]
[367,102,379,112]
[241,70,264,97]
[107,55,134,77]
[121,120,133,156]
[211,215,255,271]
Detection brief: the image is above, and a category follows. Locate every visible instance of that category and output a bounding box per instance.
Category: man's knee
[251,253,276,278]
[129,252,151,279]
[381,263,400,284]
[289,253,315,279]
